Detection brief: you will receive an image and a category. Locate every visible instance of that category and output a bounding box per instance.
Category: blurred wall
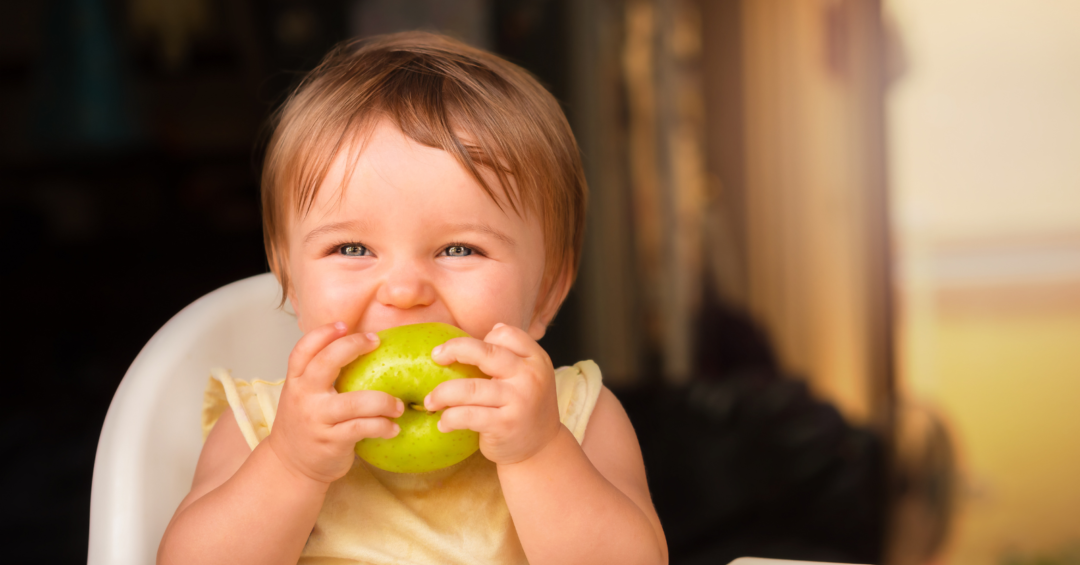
[571,0,895,430]
[736,0,892,426]
[886,0,1080,563]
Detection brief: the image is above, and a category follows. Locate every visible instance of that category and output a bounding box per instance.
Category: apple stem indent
[409,402,436,415]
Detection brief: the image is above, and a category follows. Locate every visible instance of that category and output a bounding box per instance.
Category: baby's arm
[157,324,403,565]
[497,388,668,565]
[426,325,668,565]
[157,410,330,565]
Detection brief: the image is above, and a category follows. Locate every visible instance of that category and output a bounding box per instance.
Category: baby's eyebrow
[303,220,369,246]
[449,222,516,248]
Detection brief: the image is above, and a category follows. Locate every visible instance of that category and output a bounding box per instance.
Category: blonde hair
[261,31,587,314]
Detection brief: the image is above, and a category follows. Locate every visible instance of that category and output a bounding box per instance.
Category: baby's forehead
[286,129,545,256]
[299,121,530,223]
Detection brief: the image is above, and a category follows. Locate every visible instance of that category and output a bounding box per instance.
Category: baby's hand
[423,323,561,466]
[267,322,404,484]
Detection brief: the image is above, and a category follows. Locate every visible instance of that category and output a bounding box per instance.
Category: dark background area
[0,1,885,563]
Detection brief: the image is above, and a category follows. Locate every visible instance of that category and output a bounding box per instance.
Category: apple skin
[335,322,489,473]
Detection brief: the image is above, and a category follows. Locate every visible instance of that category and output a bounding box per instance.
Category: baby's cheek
[460,276,530,333]
[297,272,372,332]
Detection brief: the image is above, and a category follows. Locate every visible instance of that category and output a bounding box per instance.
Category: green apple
[335,322,488,473]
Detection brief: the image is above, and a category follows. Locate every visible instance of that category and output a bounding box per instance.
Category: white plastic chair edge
[87,273,285,565]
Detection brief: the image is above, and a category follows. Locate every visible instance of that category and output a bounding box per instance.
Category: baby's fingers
[327,390,404,424]
[483,323,544,359]
[301,332,381,390]
[432,337,521,380]
[425,378,505,412]
[438,405,499,434]
[287,322,349,379]
[334,417,400,442]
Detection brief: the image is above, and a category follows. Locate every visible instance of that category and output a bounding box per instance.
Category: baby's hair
[261,31,587,314]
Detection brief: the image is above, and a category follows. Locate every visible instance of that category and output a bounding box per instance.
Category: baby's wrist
[261,438,337,492]
[497,423,574,470]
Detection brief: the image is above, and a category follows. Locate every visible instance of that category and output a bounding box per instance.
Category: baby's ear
[527,269,573,340]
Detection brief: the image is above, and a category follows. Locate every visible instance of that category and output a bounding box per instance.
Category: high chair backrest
[88,273,303,565]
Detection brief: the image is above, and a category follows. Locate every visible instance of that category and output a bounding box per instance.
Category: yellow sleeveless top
[201,361,604,565]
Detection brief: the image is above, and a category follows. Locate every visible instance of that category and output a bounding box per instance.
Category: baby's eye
[340,244,370,257]
[443,245,473,257]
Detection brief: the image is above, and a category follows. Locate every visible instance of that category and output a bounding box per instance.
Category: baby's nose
[375,264,436,309]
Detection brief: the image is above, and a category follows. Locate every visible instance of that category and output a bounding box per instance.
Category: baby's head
[261,32,586,339]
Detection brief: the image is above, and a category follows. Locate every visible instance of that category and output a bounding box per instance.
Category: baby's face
[285,120,550,340]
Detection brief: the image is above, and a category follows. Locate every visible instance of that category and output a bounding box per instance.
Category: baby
[158,32,667,565]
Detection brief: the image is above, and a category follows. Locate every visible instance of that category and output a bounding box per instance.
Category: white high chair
[88,273,303,565]
[87,273,865,565]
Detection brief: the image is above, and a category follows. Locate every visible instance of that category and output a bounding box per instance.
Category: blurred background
[1,0,1077,564]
